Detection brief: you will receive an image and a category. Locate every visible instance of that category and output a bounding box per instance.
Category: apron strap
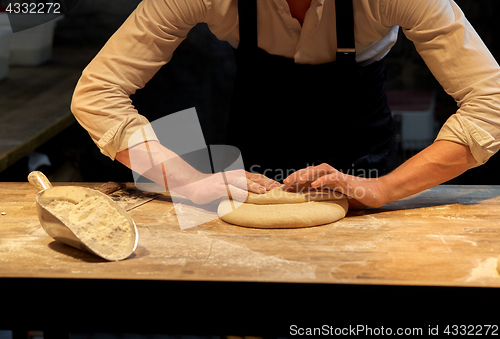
[237,0,258,52]
[335,0,356,63]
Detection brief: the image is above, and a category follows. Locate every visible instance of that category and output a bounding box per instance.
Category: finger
[246,178,267,193]
[223,170,248,187]
[310,173,340,189]
[311,173,351,197]
[283,167,313,185]
[283,180,314,193]
[246,172,280,190]
[225,173,267,194]
[287,164,332,185]
[226,185,249,202]
[301,163,336,182]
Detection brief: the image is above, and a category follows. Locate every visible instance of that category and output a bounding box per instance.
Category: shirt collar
[271,0,325,21]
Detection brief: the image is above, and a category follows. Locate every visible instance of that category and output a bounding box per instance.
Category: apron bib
[226,0,397,181]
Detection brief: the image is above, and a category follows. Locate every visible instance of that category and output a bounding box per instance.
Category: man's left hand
[283,163,388,209]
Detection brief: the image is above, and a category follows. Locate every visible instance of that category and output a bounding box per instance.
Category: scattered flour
[464,258,500,284]
[45,196,134,259]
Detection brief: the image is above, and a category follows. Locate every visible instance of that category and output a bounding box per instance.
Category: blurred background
[0,0,499,184]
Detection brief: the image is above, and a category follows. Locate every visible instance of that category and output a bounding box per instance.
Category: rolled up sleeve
[383,0,500,166]
[71,0,210,159]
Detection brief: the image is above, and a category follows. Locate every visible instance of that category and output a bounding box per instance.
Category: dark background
[0,0,499,184]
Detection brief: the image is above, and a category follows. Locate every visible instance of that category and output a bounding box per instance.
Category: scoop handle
[96,182,126,195]
[28,171,53,191]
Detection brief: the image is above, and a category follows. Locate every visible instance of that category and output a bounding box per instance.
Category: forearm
[116,140,278,204]
[285,140,478,209]
[116,141,206,195]
[378,140,476,206]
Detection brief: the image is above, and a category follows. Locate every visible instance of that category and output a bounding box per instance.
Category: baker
[71,0,500,209]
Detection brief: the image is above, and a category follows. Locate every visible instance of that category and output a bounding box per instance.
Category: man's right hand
[116,141,280,205]
[180,170,280,205]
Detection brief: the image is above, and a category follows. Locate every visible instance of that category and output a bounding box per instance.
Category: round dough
[245,185,345,204]
[218,186,348,229]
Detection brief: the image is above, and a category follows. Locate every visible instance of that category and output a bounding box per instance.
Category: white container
[0,13,12,80]
[9,15,61,66]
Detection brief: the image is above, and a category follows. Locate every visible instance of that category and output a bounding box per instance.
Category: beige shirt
[71,0,500,166]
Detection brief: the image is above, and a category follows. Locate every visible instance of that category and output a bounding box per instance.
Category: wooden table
[1,182,499,334]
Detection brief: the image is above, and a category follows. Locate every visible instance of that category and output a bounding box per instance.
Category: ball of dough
[218,186,348,229]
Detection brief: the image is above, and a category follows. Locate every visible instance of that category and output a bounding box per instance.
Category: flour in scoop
[46,196,134,258]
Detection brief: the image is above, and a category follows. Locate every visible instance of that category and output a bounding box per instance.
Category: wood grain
[1,182,500,288]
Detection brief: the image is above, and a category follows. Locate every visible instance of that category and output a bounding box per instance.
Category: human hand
[283,163,388,209]
[119,141,280,205]
[180,170,280,205]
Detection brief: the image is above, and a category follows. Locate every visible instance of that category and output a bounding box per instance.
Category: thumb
[226,185,249,202]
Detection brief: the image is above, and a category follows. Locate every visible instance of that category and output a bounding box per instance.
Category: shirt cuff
[96,115,159,160]
[435,114,496,167]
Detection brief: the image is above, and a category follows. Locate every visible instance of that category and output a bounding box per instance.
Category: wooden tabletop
[2,182,499,332]
[1,182,500,287]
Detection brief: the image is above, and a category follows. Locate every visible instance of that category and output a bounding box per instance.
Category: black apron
[226,0,397,181]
